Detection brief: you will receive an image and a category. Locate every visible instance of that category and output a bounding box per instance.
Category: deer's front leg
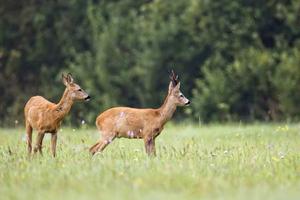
[144,137,156,157]
[51,133,57,157]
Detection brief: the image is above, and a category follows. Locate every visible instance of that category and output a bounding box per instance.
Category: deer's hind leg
[25,121,33,156]
[90,131,115,156]
[89,142,100,154]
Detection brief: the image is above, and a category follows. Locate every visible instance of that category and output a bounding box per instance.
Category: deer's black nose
[185,100,190,105]
[85,96,91,101]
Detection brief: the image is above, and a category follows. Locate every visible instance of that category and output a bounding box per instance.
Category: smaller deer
[90,70,190,156]
[24,73,90,157]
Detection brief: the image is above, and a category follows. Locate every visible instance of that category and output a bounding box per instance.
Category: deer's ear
[169,81,180,93]
[67,73,74,84]
[62,74,69,86]
[174,82,181,90]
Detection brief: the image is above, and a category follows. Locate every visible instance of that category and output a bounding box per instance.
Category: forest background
[1,0,300,126]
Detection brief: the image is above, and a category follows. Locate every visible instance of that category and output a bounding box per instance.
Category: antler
[169,69,179,86]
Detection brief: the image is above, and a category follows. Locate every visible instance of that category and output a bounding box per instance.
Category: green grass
[0,123,299,200]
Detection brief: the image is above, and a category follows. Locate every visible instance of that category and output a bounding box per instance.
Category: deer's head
[168,70,190,106]
[62,73,91,101]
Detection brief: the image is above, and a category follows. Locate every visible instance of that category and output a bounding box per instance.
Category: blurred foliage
[1,0,300,126]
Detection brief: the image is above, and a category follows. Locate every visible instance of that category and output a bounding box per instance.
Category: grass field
[0,123,299,200]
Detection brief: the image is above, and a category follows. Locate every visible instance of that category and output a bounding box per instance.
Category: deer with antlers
[24,73,90,157]
[89,70,190,156]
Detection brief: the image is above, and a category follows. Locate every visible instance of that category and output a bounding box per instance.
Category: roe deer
[90,70,190,156]
[24,73,90,157]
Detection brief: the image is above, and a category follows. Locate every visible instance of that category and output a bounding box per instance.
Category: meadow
[0,123,299,200]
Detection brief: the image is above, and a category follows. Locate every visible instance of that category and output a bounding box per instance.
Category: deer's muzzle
[185,100,191,106]
[85,96,91,101]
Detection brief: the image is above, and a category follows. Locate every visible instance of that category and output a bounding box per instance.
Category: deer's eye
[180,94,184,98]
[78,89,82,92]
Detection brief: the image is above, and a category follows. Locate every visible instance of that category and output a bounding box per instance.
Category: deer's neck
[55,88,74,119]
[158,94,177,125]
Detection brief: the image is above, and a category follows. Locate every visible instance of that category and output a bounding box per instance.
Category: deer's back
[25,96,55,113]
[96,107,160,136]
[24,96,57,131]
